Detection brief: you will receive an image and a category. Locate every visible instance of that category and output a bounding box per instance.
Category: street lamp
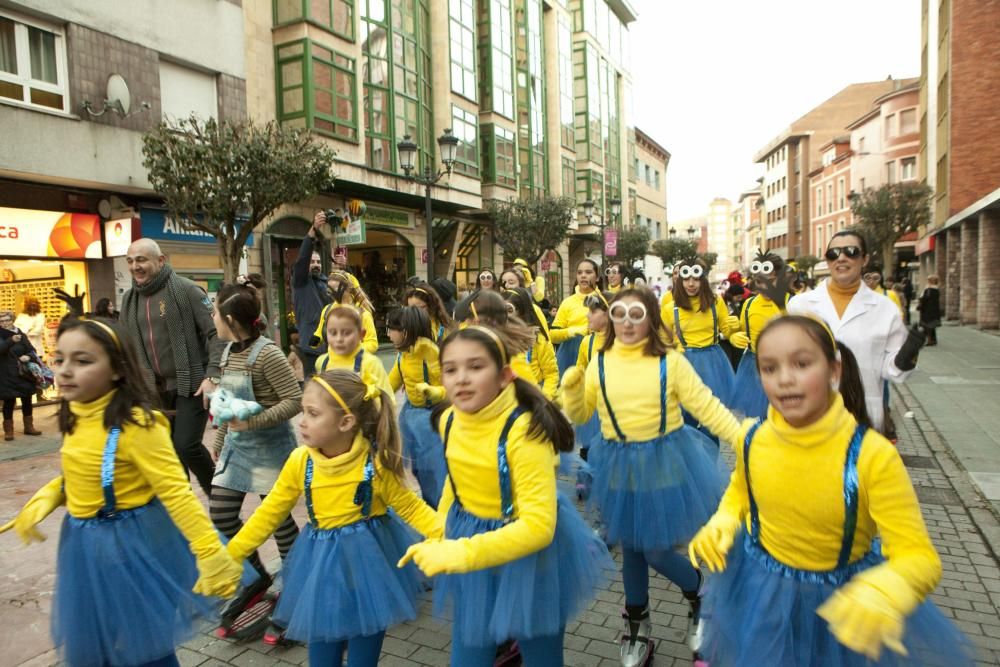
[687,225,697,240]
[397,129,460,280]
[669,227,677,239]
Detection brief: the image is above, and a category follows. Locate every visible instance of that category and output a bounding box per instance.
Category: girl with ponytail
[226,370,442,665]
[398,326,610,666]
[208,278,303,642]
[690,315,971,666]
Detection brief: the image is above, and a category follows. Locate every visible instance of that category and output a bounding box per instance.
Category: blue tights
[450,629,566,667]
[622,546,699,607]
[307,631,385,666]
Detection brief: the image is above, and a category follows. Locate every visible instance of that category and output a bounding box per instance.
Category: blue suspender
[744,295,757,340]
[304,456,317,525]
[443,406,525,521]
[526,346,533,363]
[353,349,364,373]
[673,302,719,348]
[422,361,430,407]
[597,352,667,440]
[743,420,867,568]
[304,448,377,526]
[588,334,595,358]
[672,306,687,348]
[397,352,432,408]
[658,354,667,435]
[97,427,122,518]
[710,300,719,344]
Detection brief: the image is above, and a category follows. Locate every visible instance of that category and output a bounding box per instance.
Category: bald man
[120,238,224,494]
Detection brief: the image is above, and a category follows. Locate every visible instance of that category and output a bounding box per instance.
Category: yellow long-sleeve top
[60,390,220,549]
[660,290,674,309]
[875,286,906,319]
[739,294,786,353]
[312,302,379,355]
[510,352,535,387]
[665,295,740,348]
[527,334,559,399]
[315,343,395,404]
[228,434,443,560]
[388,337,446,405]
[576,331,606,369]
[549,288,593,344]
[436,384,560,570]
[716,396,940,599]
[565,339,741,443]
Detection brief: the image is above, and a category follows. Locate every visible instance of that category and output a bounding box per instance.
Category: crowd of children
[0,253,974,667]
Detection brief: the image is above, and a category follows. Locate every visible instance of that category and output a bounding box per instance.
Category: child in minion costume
[310,270,379,355]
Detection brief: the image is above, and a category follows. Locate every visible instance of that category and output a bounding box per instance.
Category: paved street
[5,327,1000,666]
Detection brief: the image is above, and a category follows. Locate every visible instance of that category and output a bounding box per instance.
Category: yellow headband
[413,287,430,298]
[468,325,508,366]
[312,376,353,416]
[80,316,122,351]
[470,301,478,321]
[798,313,837,351]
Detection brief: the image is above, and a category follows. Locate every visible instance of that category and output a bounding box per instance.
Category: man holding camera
[291,212,336,376]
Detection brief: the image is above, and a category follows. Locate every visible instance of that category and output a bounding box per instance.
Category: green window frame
[273,0,355,41]
[451,105,479,177]
[449,0,477,101]
[482,123,516,188]
[561,156,575,198]
[478,0,514,119]
[275,38,358,140]
[515,0,547,199]
[557,13,574,151]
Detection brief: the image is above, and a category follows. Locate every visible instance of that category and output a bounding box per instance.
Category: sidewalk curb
[897,383,1000,563]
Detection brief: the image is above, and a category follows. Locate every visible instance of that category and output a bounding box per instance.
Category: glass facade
[274,0,355,40]
[451,105,479,177]
[449,0,476,101]
[478,0,514,119]
[482,123,516,188]
[557,13,574,151]
[515,0,547,199]
[275,39,358,140]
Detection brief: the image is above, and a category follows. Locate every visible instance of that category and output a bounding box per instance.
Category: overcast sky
[628,0,921,221]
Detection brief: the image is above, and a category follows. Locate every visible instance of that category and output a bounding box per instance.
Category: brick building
[808,137,853,264]
[917,0,1000,329]
[733,184,762,270]
[632,127,669,279]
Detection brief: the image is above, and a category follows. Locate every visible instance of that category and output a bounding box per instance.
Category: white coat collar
[815,279,878,327]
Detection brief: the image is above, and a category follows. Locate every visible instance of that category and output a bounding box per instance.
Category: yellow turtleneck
[664,295,739,349]
[716,396,940,598]
[436,384,561,569]
[388,337,446,405]
[565,339,741,443]
[312,303,379,355]
[59,390,220,552]
[827,279,861,319]
[550,288,592,344]
[315,343,394,404]
[528,334,559,399]
[874,286,905,318]
[739,294,786,352]
[576,331,606,369]
[228,432,443,561]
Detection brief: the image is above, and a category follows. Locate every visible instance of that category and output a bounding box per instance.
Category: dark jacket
[291,235,331,353]
[0,327,38,399]
[918,287,941,325]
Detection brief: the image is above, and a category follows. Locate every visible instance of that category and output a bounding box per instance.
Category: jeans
[450,629,565,667]
[298,346,322,378]
[622,546,699,607]
[160,390,214,495]
[307,631,385,666]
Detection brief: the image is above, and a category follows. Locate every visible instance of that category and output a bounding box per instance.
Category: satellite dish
[98,199,112,218]
[106,74,131,115]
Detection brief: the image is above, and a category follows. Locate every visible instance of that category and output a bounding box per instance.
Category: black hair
[756,315,871,428]
[503,287,549,339]
[434,327,574,453]
[575,258,605,292]
[453,290,538,353]
[830,229,869,256]
[404,282,454,331]
[216,275,267,339]
[475,268,500,291]
[499,267,527,288]
[386,306,433,350]
[311,369,403,476]
[602,287,675,355]
[56,317,156,434]
[671,257,714,312]
[94,297,114,317]
[583,291,614,311]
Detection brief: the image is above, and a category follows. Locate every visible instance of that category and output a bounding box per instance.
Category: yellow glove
[561,366,585,394]
[397,538,472,577]
[0,476,65,544]
[415,382,446,403]
[724,315,740,331]
[569,324,589,337]
[688,512,742,573]
[816,568,919,660]
[729,331,749,349]
[191,542,244,599]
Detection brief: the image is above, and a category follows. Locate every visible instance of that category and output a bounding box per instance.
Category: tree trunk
[883,238,895,275]
[220,237,238,283]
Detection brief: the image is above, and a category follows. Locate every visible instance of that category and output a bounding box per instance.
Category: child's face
[576,263,597,292]
[757,324,840,428]
[587,307,608,333]
[441,338,506,414]
[326,314,362,356]
[610,296,650,345]
[501,272,520,289]
[387,327,406,347]
[299,383,351,449]
[406,296,428,313]
[54,328,117,403]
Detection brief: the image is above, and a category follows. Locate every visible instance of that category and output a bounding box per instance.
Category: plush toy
[209,387,263,425]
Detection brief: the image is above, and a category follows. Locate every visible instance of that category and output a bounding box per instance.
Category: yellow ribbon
[468,325,508,366]
[312,376,352,416]
[80,316,122,351]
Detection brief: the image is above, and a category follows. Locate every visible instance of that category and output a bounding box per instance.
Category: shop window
[449,0,476,101]
[451,105,479,177]
[0,12,67,112]
[274,0,355,40]
[275,39,357,140]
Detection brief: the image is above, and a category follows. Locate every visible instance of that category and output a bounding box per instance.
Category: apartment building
[705,196,734,280]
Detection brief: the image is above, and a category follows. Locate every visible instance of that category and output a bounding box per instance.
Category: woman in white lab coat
[787,230,925,434]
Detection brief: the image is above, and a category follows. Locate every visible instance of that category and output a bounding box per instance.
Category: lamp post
[687,225,697,240]
[397,129,460,280]
[669,227,677,239]
[607,197,621,267]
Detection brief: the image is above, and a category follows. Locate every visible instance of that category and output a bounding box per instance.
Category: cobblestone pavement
[7,347,1000,666]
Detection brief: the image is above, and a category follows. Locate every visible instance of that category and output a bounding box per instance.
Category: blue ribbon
[304,456,317,525]
[353,349,364,373]
[353,449,376,518]
[97,427,122,518]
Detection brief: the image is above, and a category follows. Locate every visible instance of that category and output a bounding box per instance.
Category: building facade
[705,197,734,281]
[733,185,762,270]
[808,137,852,262]
[633,127,669,242]
[917,0,1000,328]
[0,0,247,356]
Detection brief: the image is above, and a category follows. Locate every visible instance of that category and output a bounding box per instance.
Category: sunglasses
[825,246,863,261]
[678,265,704,279]
[609,301,648,325]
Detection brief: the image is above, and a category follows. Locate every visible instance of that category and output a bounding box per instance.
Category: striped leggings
[210,486,299,577]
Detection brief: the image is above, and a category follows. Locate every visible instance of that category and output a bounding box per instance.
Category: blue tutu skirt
[555,335,583,375]
[684,345,736,408]
[590,426,727,551]
[273,514,425,643]
[399,399,446,507]
[434,494,611,646]
[52,499,218,667]
[732,350,769,419]
[702,533,974,667]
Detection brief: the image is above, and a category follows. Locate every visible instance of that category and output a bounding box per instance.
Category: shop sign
[604,229,618,257]
[0,207,103,258]
[105,217,138,257]
[138,207,254,246]
[337,218,367,246]
[915,235,936,256]
[365,206,412,229]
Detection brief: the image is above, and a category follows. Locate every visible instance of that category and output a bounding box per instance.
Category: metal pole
[425,173,434,281]
[600,219,606,268]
